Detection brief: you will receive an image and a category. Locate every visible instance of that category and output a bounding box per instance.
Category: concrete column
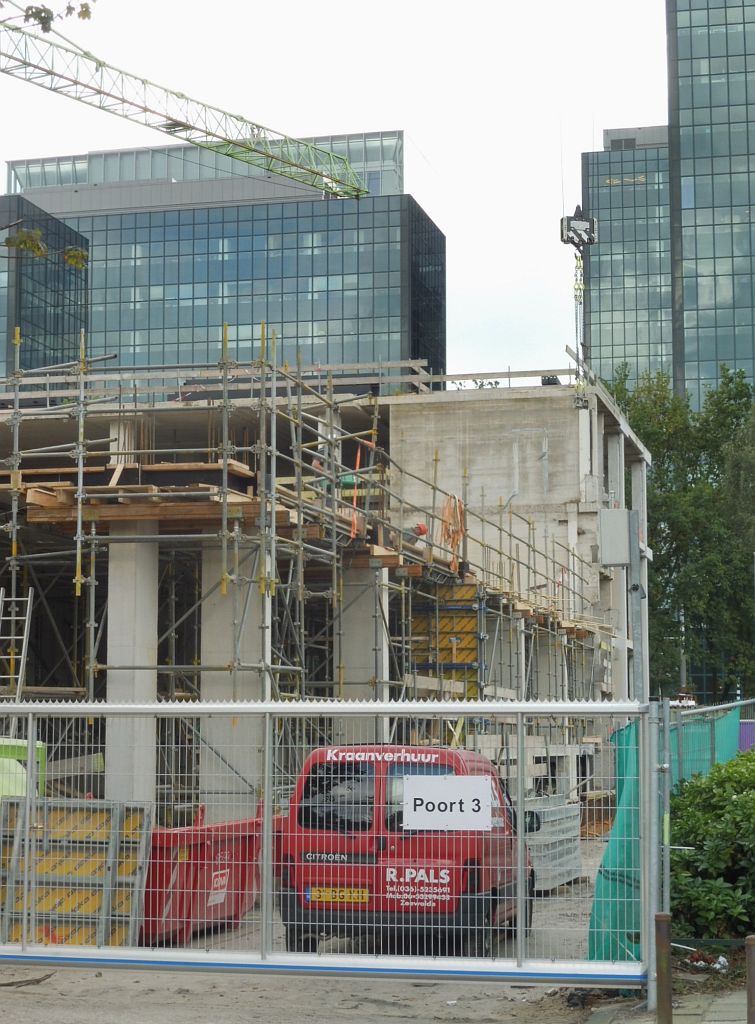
[606,433,625,508]
[105,521,158,804]
[333,567,390,744]
[579,401,601,504]
[631,461,650,697]
[198,542,265,823]
[611,636,630,702]
[607,435,630,699]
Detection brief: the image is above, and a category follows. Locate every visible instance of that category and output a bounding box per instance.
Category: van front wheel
[459,908,491,958]
[285,926,319,953]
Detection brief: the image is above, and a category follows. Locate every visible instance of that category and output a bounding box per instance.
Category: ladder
[0,588,35,697]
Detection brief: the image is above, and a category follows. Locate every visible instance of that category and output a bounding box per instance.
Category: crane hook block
[560,206,598,252]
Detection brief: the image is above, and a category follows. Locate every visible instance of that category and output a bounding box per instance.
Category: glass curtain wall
[7,132,404,198]
[0,195,88,376]
[582,146,672,387]
[668,0,755,406]
[65,195,445,375]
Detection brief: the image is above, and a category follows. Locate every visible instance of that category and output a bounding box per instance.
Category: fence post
[515,711,526,967]
[675,708,684,782]
[655,913,673,1024]
[260,710,274,959]
[709,716,716,771]
[747,935,755,1024]
[661,699,671,914]
[21,710,37,951]
[646,702,661,1012]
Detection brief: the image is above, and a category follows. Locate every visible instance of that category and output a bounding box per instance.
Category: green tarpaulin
[588,706,741,962]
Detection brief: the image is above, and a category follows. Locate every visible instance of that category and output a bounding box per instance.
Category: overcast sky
[0,0,668,374]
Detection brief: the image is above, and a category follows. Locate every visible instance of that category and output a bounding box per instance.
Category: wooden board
[27,499,292,527]
[143,460,254,478]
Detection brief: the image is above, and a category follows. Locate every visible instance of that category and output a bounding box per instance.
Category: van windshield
[385,763,457,832]
[297,762,375,832]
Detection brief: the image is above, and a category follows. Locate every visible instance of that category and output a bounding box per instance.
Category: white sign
[207,868,230,907]
[402,776,492,831]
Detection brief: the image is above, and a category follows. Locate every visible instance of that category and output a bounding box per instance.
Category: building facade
[582,127,672,389]
[0,194,88,373]
[583,1,755,405]
[3,131,446,380]
[667,0,755,407]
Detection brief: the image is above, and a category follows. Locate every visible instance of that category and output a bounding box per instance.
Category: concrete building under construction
[0,340,650,824]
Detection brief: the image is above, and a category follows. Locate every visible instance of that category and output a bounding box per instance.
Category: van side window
[385,763,456,832]
[297,763,375,832]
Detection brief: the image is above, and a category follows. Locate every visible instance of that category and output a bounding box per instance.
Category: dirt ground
[0,965,596,1024]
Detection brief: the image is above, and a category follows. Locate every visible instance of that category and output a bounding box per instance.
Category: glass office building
[667,0,755,407]
[0,195,88,375]
[63,193,444,372]
[583,5,755,405]
[582,127,672,387]
[6,132,404,199]
[4,131,445,379]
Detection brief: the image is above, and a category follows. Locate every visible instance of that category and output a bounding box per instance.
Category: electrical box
[598,509,631,566]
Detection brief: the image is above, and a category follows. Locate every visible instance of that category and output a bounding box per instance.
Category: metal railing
[0,699,650,988]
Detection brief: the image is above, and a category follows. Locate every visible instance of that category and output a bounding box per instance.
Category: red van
[275,744,538,955]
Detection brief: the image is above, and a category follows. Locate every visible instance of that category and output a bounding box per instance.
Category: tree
[610,366,755,699]
[723,404,755,553]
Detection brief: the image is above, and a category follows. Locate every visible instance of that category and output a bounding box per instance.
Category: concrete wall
[385,382,650,701]
[387,386,604,611]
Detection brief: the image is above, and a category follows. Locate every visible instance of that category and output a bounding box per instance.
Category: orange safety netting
[350,442,362,539]
[438,494,465,573]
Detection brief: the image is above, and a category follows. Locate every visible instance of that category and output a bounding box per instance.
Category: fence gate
[0,700,652,989]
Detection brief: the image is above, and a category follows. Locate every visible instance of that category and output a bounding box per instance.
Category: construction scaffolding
[0,326,615,823]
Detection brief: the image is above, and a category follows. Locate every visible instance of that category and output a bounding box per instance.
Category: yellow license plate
[308,886,369,904]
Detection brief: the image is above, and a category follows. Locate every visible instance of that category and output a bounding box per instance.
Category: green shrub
[670,749,755,938]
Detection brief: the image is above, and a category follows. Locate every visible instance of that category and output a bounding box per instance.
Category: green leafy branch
[3,226,88,269]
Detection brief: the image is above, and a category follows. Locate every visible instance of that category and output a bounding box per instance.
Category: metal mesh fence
[0,701,648,986]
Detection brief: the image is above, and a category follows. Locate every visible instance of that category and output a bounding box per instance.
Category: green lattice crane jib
[0,24,368,199]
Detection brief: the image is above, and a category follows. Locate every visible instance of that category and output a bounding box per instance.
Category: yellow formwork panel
[122,810,146,841]
[45,808,115,842]
[111,888,133,915]
[15,849,139,880]
[17,885,103,915]
[7,922,131,946]
[411,582,481,685]
[42,806,145,843]
[0,798,151,949]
